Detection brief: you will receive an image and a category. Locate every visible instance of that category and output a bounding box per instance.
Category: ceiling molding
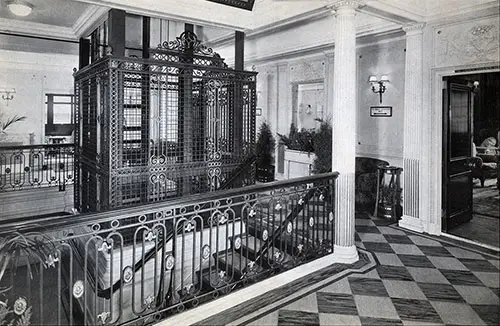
[76,0,251,31]
[356,21,401,38]
[359,5,417,24]
[0,18,76,41]
[206,6,331,47]
[207,10,400,49]
[248,6,331,36]
[73,5,110,38]
[365,0,424,23]
[425,1,499,24]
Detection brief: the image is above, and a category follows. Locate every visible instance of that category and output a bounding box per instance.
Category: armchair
[471,136,498,188]
[355,157,389,210]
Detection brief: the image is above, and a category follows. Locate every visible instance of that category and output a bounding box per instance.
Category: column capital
[402,23,426,35]
[327,1,364,14]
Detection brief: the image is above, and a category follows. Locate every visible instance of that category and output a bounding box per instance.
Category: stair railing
[93,154,256,300]
[249,187,317,267]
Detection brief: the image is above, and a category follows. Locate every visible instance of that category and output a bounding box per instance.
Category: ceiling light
[7,1,34,17]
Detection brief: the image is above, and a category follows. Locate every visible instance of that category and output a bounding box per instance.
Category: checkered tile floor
[244,215,500,326]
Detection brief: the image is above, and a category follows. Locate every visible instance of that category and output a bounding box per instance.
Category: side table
[374,164,403,220]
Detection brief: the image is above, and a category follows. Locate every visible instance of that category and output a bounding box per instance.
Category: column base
[424,222,441,235]
[332,244,359,264]
[399,215,424,233]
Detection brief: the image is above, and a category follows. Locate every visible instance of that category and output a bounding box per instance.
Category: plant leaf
[1,116,26,132]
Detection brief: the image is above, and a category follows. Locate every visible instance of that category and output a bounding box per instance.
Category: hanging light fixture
[7,1,34,17]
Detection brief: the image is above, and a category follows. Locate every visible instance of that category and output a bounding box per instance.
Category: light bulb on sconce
[368,75,389,103]
[0,88,16,105]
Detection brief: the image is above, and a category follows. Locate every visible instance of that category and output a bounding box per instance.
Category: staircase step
[215,250,251,279]
[239,235,291,266]
[199,267,231,291]
[199,251,264,290]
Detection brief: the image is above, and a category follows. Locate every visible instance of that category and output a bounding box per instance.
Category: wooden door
[442,80,474,231]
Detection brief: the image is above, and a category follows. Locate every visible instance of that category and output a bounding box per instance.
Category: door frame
[428,65,500,237]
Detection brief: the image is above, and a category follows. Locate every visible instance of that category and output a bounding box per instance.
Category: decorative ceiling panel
[206,0,255,11]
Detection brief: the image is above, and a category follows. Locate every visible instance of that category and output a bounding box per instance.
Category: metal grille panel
[74,31,257,212]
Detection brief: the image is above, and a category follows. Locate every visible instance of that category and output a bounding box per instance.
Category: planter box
[283,149,316,179]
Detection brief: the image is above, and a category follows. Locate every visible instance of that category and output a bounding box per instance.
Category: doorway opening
[442,71,499,248]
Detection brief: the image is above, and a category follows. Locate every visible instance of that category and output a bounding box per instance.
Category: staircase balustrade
[0,144,74,192]
[0,172,338,326]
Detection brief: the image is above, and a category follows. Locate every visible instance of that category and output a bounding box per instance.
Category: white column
[331,0,361,264]
[324,51,335,119]
[399,23,425,233]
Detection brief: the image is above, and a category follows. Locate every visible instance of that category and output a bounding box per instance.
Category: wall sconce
[368,75,389,103]
[0,88,16,104]
[472,80,480,93]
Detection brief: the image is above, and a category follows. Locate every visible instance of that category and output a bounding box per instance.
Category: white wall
[356,38,406,167]
[0,49,78,144]
[249,36,406,171]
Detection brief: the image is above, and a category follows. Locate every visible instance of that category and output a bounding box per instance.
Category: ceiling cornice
[73,5,110,38]
[356,21,400,37]
[206,6,331,47]
[424,1,499,24]
[364,0,424,23]
[206,8,400,49]
[75,0,251,31]
[0,18,76,41]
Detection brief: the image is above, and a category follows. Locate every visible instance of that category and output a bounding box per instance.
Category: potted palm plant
[0,231,57,325]
[255,122,276,182]
[0,112,26,144]
[312,120,332,174]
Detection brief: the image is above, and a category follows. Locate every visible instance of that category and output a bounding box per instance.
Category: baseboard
[398,215,424,233]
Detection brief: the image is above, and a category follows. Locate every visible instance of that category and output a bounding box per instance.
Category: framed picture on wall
[370,106,392,117]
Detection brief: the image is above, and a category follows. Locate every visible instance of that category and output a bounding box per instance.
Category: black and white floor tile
[203,214,499,326]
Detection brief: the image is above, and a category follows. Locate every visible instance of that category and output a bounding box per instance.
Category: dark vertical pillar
[178,23,195,194]
[79,38,90,69]
[185,23,194,33]
[235,31,244,70]
[142,17,150,59]
[90,29,98,63]
[234,31,245,156]
[108,9,126,57]
[140,16,151,203]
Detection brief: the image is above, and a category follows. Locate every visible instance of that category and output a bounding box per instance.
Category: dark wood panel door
[442,81,474,231]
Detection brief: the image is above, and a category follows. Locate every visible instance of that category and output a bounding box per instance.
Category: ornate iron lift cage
[74,31,257,212]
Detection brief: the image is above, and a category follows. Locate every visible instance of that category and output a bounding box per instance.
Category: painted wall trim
[73,5,110,38]
[0,18,75,41]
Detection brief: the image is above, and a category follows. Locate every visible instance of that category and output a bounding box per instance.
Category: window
[45,94,75,137]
